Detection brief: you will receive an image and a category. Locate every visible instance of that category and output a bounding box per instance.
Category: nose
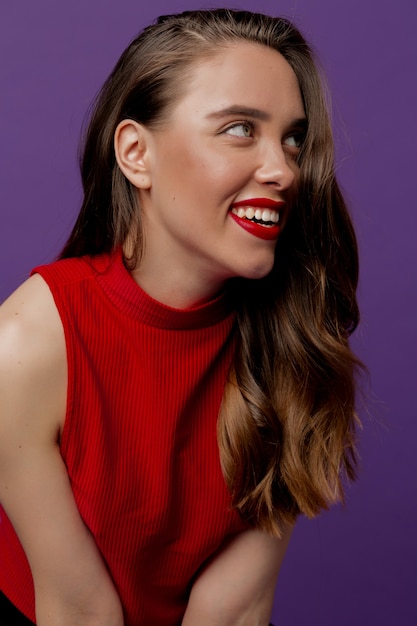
[254,142,297,190]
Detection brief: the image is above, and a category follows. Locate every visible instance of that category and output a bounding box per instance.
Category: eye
[283,133,304,149]
[224,121,255,138]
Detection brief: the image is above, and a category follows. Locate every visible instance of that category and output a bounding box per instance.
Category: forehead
[177,41,305,120]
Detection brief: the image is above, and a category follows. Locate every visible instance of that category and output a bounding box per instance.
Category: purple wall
[1,1,416,624]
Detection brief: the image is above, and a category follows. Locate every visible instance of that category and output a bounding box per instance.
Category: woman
[0,9,361,626]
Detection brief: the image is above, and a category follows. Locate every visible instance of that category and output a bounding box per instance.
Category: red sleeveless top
[0,250,247,625]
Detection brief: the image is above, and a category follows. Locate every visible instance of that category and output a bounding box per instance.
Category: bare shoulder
[0,272,62,331]
[0,273,67,443]
[0,277,124,623]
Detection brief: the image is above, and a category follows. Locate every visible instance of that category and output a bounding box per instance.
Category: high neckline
[91,249,234,330]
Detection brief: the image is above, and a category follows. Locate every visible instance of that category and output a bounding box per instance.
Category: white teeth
[231,206,280,224]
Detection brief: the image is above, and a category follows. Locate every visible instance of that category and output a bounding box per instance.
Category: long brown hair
[60,9,362,536]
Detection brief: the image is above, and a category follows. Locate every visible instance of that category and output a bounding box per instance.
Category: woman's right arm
[0,275,124,626]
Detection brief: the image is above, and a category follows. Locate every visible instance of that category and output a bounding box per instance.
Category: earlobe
[114,120,151,189]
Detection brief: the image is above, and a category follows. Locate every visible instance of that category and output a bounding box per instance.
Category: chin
[237,259,275,281]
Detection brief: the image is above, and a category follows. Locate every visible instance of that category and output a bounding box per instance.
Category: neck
[129,264,225,309]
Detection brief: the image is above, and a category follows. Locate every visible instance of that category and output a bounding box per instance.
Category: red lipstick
[231,198,286,210]
[229,198,286,241]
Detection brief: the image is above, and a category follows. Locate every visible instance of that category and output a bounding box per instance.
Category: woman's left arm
[182,524,293,626]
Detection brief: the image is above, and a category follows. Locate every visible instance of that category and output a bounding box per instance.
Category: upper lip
[231,197,286,211]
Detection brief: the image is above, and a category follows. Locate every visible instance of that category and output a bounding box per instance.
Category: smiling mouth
[230,206,279,228]
[229,199,286,241]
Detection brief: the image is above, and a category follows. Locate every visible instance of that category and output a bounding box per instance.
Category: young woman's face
[136,42,306,301]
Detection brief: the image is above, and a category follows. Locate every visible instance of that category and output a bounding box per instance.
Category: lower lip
[229,211,281,241]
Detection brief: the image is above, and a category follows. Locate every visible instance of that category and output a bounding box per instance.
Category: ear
[114,119,151,189]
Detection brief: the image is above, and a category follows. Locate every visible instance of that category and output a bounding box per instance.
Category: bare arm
[182,524,293,626]
[0,275,123,626]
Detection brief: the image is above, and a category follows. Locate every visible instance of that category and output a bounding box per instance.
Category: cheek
[154,134,253,202]
[197,153,254,194]
[293,165,301,189]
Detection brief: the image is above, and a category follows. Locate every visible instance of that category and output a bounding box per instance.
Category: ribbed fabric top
[0,249,247,625]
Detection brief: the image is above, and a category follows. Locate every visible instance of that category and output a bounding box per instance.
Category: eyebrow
[206,105,271,121]
[205,105,308,129]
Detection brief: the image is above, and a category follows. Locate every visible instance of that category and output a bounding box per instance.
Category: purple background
[1,0,416,624]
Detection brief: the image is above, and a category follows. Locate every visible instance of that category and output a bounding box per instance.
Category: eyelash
[223,120,255,138]
[223,120,305,153]
[283,132,305,153]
